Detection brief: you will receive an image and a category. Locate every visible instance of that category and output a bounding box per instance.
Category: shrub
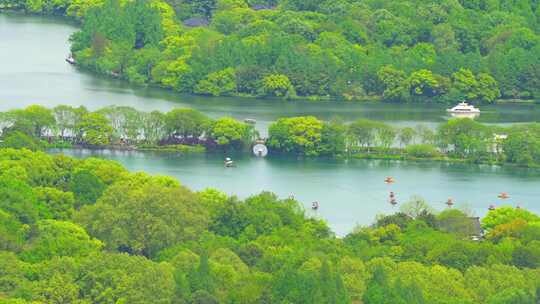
[405,144,440,158]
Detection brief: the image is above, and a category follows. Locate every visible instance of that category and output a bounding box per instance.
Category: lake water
[54,149,540,236]
[3,13,540,235]
[2,13,540,136]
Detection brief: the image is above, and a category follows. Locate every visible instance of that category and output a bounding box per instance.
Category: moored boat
[66,55,76,65]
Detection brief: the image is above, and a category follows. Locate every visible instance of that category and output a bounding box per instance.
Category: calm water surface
[54,149,540,235]
[3,13,540,235]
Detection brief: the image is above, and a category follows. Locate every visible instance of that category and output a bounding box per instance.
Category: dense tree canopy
[7,0,539,102]
[0,105,253,151]
[0,148,539,303]
[2,105,540,167]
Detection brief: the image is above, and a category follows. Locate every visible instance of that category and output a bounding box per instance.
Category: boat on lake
[65,55,76,65]
[447,102,480,118]
[224,157,234,167]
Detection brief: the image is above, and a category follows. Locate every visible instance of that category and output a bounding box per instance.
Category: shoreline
[70,61,540,105]
[1,10,539,105]
[46,144,540,171]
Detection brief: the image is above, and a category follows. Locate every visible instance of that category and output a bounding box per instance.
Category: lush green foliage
[0,105,254,150]
[267,116,325,156]
[1,148,540,303]
[2,105,540,167]
[267,114,540,167]
[7,0,539,101]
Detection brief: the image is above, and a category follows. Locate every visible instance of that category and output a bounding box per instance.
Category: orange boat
[498,192,509,199]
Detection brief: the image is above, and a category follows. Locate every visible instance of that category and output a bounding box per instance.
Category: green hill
[3,0,540,102]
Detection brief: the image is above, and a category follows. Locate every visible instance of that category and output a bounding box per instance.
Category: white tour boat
[447,102,480,118]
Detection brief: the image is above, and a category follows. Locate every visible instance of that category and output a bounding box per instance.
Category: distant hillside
[3,0,540,102]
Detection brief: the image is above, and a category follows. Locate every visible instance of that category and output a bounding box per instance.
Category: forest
[1,148,540,303]
[2,104,540,167]
[2,0,539,102]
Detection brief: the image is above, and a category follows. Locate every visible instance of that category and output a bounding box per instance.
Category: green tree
[76,174,210,257]
[376,124,396,149]
[20,220,102,263]
[0,177,40,224]
[453,69,500,103]
[17,105,55,138]
[68,170,106,208]
[165,108,211,140]
[191,290,219,304]
[437,118,492,158]
[140,110,166,144]
[487,288,535,304]
[378,66,408,102]
[400,196,435,220]
[34,187,76,220]
[503,129,540,165]
[0,131,43,151]
[268,116,324,156]
[191,251,214,293]
[408,69,442,98]
[452,68,478,101]
[208,117,251,149]
[482,206,540,231]
[363,266,393,304]
[475,73,500,103]
[195,68,237,96]
[319,119,347,156]
[31,272,81,304]
[261,74,295,98]
[53,105,88,139]
[0,210,26,251]
[512,241,540,268]
[75,112,113,146]
[437,209,476,238]
[465,264,532,302]
[348,119,381,149]
[76,252,176,303]
[398,127,415,147]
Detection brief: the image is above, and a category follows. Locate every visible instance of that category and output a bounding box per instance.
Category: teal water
[3,13,540,235]
[53,149,540,235]
[1,13,540,137]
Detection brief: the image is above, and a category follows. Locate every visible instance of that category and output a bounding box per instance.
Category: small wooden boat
[446,198,454,208]
[224,157,234,167]
[389,192,397,206]
[488,204,496,211]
